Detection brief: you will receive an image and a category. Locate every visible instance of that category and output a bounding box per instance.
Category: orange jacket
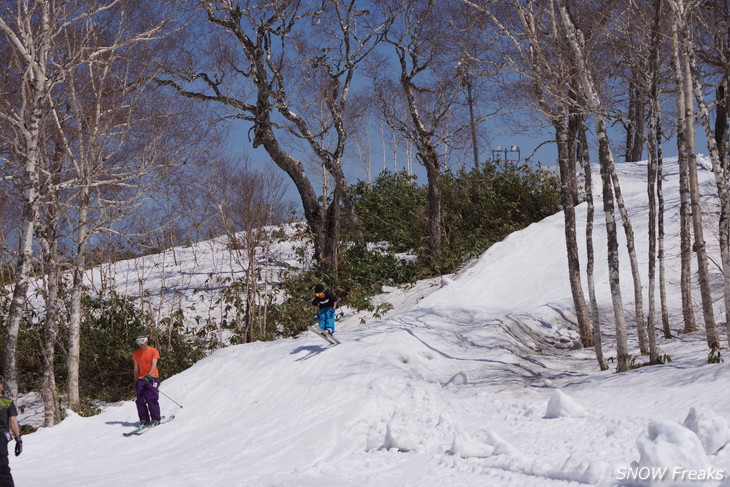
[133,346,160,379]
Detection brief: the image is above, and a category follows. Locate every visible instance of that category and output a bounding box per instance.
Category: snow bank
[383,410,422,452]
[682,406,729,455]
[631,420,711,486]
[16,158,730,487]
[450,429,516,459]
[544,389,587,419]
[450,429,494,458]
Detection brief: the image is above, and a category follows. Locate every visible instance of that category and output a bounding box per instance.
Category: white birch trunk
[579,118,607,369]
[67,197,89,410]
[644,0,663,363]
[555,117,593,347]
[0,3,51,397]
[685,36,730,348]
[669,0,698,334]
[656,105,672,338]
[609,164,649,355]
[597,121,630,372]
[682,48,718,348]
[647,115,660,364]
[40,193,62,426]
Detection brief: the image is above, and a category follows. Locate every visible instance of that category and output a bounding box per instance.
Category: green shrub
[439,162,560,265]
[1,290,206,405]
[76,291,206,402]
[266,271,322,338]
[337,244,420,301]
[351,171,428,253]
[351,161,560,278]
[76,290,152,401]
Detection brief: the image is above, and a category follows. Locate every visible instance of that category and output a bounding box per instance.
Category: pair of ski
[309,325,341,346]
[123,415,175,437]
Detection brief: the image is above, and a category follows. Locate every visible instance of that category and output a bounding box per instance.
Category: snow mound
[450,429,494,458]
[376,378,450,454]
[682,406,729,455]
[383,410,422,452]
[544,389,587,419]
[450,429,516,459]
[484,430,518,456]
[632,420,711,485]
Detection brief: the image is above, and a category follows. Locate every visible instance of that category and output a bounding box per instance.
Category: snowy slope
[12,157,730,487]
[74,223,311,329]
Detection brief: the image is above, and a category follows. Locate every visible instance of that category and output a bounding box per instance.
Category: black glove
[14,436,21,456]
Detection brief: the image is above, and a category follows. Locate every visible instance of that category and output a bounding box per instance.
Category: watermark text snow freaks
[616,466,726,482]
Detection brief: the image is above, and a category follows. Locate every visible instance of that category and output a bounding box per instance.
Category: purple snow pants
[135,377,161,422]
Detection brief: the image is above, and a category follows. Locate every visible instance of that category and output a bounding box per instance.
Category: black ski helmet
[314,283,325,293]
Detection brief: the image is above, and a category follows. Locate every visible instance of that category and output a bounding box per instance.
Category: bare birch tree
[554,0,638,370]
[49,0,185,412]
[612,0,672,361]
[666,1,699,335]
[577,115,607,370]
[683,1,730,350]
[0,0,58,398]
[378,0,455,256]
[668,0,719,348]
[37,144,63,425]
[461,0,596,352]
[645,0,665,361]
[656,103,672,340]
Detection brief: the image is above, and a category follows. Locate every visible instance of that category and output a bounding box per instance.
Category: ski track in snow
[11,157,730,486]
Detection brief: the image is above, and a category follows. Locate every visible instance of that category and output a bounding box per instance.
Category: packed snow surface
[13,157,730,486]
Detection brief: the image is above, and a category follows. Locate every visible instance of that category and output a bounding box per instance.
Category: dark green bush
[76,291,205,402]
[266,271,322,338]
[336,243,420,300]
[351,161,560,277]
[2,290,206,404]
[76,290,151,401]
[439,161,561,266]
[351,171,428,253]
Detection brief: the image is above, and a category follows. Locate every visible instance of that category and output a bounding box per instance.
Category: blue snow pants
[317,307,336,332]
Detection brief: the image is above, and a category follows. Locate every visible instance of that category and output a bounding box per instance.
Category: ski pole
[158,389,184,409]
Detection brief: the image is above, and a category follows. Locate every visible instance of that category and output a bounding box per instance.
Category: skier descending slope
[311,283,340,344]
